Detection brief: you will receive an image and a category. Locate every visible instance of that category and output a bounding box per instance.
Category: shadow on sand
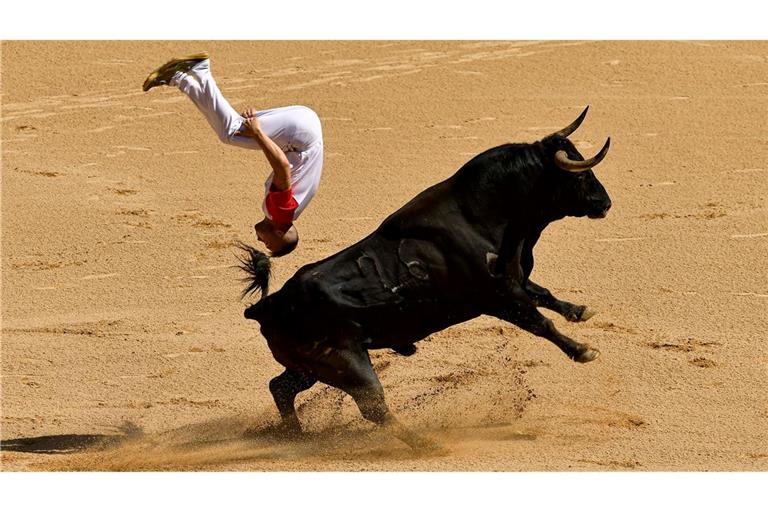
[1,434,126,454]
[2,422,142,455]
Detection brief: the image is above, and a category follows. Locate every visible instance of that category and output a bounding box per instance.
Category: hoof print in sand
[689,357,716,368]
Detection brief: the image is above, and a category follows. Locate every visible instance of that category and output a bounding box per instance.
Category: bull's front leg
[493,239,599,362]
[525,280,596,322]
[493,286,600,363]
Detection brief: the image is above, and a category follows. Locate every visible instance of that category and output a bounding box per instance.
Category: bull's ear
[548,106,589,139]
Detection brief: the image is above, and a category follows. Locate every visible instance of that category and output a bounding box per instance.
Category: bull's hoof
[567,306,597,322]
[564,306,596,322]
[573,347,600,363]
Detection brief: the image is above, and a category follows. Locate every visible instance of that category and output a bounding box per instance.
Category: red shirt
[265,187,299,225]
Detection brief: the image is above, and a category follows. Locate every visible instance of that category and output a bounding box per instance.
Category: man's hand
[241,107,259,119]
[240,107,261,136]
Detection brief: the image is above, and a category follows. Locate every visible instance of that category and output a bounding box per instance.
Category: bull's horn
[554,137,611,173]
[551,106,589,138]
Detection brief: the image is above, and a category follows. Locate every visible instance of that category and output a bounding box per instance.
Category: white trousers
[172,60,324,220]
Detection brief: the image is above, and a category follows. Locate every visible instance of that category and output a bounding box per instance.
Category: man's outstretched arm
[241,108,292,191]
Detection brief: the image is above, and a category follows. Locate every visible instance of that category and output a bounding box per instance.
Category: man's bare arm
[241,109,292,191]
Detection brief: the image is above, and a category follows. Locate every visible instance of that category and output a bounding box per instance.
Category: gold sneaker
[142,52,210,92]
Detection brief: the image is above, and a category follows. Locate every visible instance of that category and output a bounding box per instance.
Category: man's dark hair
[271,233,299,257]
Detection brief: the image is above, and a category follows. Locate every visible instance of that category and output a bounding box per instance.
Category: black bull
[240,107,612,449]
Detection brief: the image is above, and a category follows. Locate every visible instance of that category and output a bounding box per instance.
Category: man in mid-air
[143,53,324,256]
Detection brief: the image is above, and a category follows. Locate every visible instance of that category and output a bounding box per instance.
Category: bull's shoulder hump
[378,180,456,228]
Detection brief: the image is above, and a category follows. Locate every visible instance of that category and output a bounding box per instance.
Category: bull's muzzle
[587,199,612,219]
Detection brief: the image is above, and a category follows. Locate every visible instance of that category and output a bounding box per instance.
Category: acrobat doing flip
[143,53,324,256]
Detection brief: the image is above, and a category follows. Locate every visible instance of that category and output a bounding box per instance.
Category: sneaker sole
[142,52,210,92]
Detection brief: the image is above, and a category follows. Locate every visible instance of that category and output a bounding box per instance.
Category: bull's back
[260,233,486,350]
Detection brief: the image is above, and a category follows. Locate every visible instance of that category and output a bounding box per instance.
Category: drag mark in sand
[113,239,149,245]
[731,292,768,299]
[722,167,764,175]
[464,116,497,124]
[17,169,63,178]
[731,232,768,239]
[594,237,646,243]
[163,150,200,155]
[113,145,151,152]
[80,273,120,280]
[577,458,642,470]
[87,125,115,133]
[109,188,138,196]
[195,264,233,271]
[733,82,768,88]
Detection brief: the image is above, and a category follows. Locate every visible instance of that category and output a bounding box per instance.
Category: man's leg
[172,60,263,150]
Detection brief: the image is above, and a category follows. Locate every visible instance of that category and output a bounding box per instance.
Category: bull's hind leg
[310,343,437,451]
[494,286,600,363]
[525,280,596,322]
[269,369,317,433]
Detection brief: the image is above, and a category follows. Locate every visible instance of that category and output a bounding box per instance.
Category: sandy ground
[1,41,766,471]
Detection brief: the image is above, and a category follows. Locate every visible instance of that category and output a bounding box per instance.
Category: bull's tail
[235,241,272,299]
